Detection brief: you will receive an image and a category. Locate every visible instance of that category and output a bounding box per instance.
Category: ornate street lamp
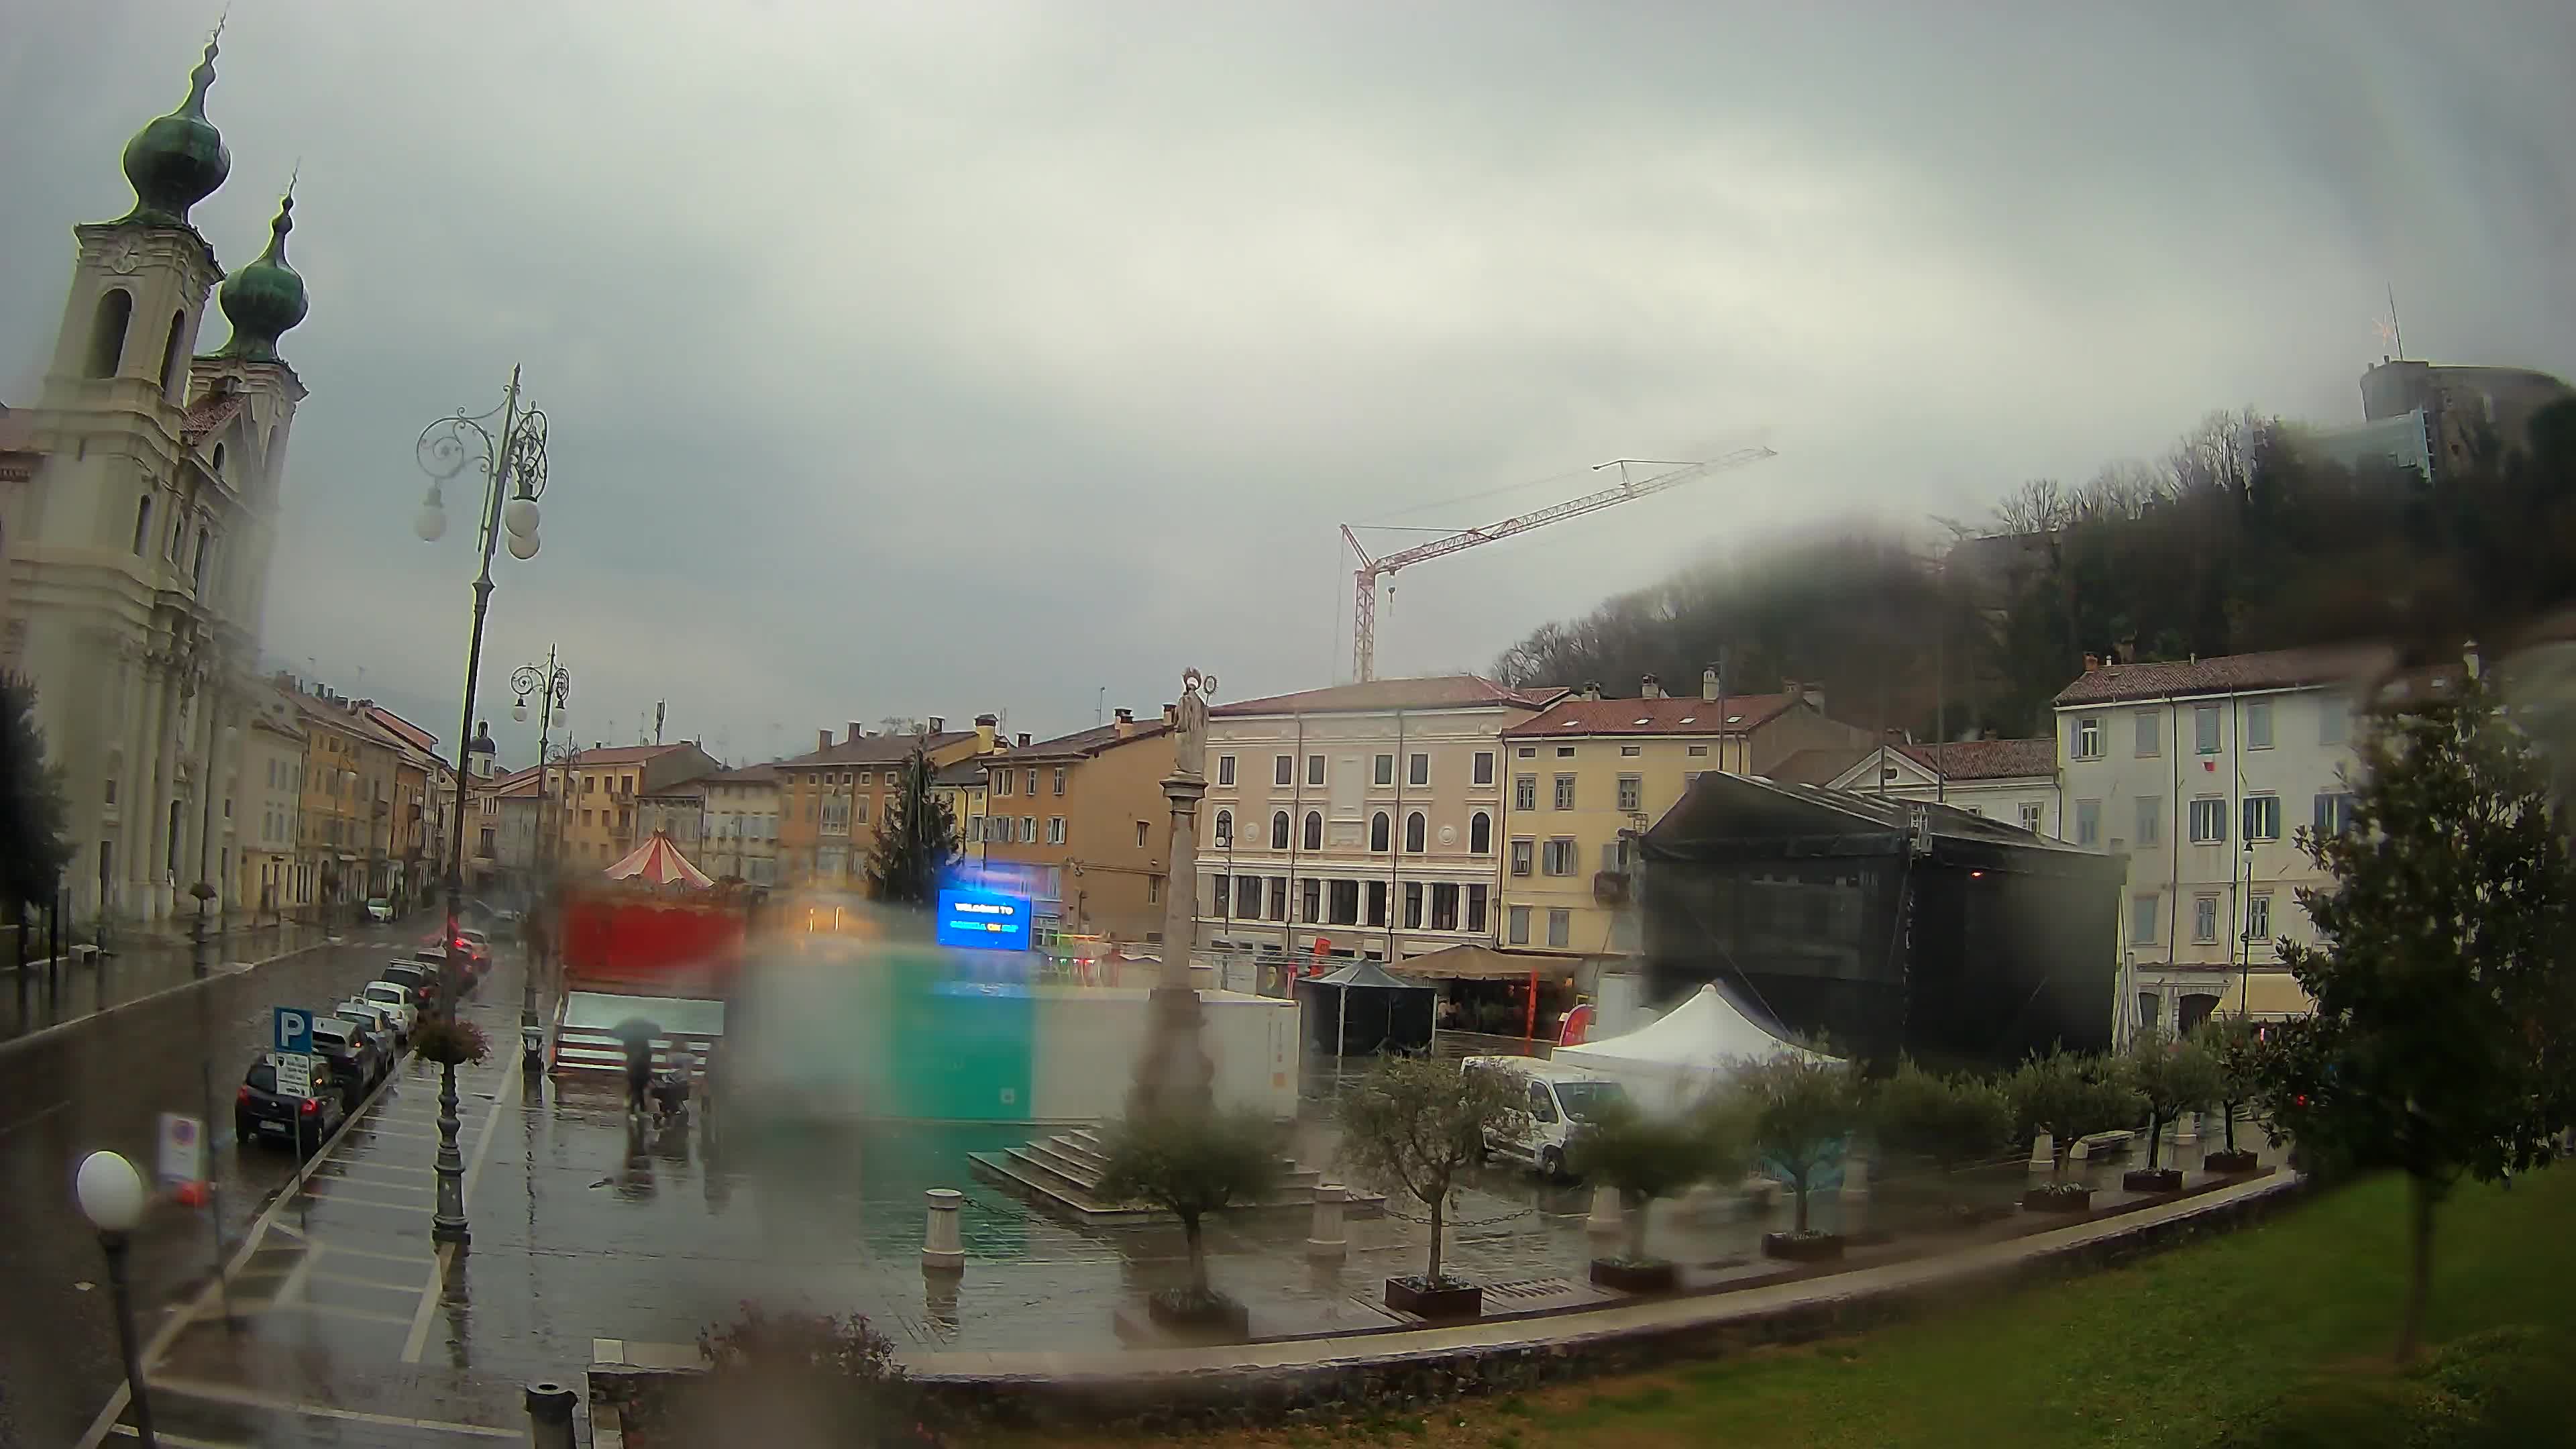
[511,650,570,1069]
[413,367,551,1245]
[76,1150,156,1446]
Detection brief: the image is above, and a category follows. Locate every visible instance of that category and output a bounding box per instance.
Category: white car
[366,898,394,922]
[338,998,406,1049]
[1462,1055,1631,1180]
[358,980,420,1040]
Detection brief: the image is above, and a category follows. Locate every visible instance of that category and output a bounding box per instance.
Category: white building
[1819,738,2061,837]
[1,36,309,921]
[1193,676,1560,963]
[2052,645,2397,1037]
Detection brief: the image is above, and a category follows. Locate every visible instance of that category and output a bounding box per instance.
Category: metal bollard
[922,1187,965,1272]
[1837,1150,1871,1236]
[2027,1130,2055,1177]
[1585,1183,1624,1238]
[525,1381,578,1449]
[1304,1182,1348,1260]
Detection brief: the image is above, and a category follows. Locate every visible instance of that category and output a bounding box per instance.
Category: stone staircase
[969,1126,1383,1224]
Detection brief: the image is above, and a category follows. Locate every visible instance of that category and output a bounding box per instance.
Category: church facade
[1,33,311,923]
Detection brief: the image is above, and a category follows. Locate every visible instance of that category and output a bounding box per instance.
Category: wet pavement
[2,918,333,1042]
[66,938,2286,1446]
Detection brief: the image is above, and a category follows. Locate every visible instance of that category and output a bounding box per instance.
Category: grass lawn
[987,1167,2576,1449]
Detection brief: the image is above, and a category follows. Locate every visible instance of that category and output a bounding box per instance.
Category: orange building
[775,716,999,893]
[977,708,1175,941]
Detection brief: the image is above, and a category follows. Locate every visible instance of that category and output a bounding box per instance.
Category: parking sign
[273,1006,311,1056]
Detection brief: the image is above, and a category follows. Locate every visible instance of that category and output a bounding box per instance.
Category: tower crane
[1340,447,1778,681]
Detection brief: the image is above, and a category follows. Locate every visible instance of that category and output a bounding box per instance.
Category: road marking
[400,1061,519,1364]
[296,1190,425,1213]
[0,1098,70,1137]
[255,1300,417,1327]
[109,1424,241,1448]
[308,1269,421,1293]
[141,1376,521,1438]
[315,1161,434,1182]
[312,1240,435,1266]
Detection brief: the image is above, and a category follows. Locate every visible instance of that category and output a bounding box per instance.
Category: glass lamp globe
[502,496,540,539]
[513,699,528,722]
[413,486,449,543]
[75,1150,146,1232]
[507,529,540,561]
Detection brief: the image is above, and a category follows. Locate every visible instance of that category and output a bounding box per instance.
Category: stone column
[2027,1130,2055,1177]
[1129,669,1218,1120]
[1304,1182,1348,1260]
[921,1187,965,1271]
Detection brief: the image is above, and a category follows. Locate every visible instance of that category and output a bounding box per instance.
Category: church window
[158,311,187,396]
[193,529,211,590]
[87,290,132,378]
[131,496,153,555]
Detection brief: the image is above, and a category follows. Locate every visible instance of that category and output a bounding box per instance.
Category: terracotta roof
[181,389,246,445]
[482,766,543,798]
[932,760,990,788]
[775,730,976,769]
[1004,719,1171,760]
[2051,645,2391,706]
[1765,746,1871,786]
[1896,737,2057,781]
[1214,676,1561,717]
[567,743,696,767]
[701,763,779,786]
[362,704,440,757]
[1501,692,1804,738]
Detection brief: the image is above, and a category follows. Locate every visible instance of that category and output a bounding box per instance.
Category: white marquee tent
[1552,981,1840,1114]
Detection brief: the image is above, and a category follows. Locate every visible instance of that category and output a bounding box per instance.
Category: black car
[235,1057,347,1149]
[308,1018,386,1104]
[378,961,437,1010]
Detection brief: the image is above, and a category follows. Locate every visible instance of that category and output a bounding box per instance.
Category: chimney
[847,721,863,743]
[1582,680,1603,701]
[818,729,833,752]
[1114,707,1136,737]
[2083,653,2101,674]
[1016,732,1031,747]
[1701,666,1721,702]
[927,716,946,734]
[1641,674,1663,700]
[975,713,998,751]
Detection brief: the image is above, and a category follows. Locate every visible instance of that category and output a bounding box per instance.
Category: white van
[1462,1055,1631,1180]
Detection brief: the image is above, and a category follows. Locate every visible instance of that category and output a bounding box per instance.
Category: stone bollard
[1586,1183,1624,1239]
[921,1187,965,1272]
[2176,1111,2199,1148]
[2027,1130,2054,1177]
[1678,1180,1729,1224]
[1305,1182,1349,1260]
[525,1381,578,1449]
[2070,1139,2092,1172]
[1837,1152,1871,1237]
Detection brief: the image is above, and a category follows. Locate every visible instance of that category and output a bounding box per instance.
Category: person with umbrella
[612,1016,661,1118]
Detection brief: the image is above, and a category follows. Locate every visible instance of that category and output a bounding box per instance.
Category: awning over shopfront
[1385,944,1583,981]
[603,830,714,889]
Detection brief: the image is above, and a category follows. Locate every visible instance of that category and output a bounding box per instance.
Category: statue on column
[1172,668,1216,780]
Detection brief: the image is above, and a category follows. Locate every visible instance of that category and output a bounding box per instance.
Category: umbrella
[610,1017,662,1055]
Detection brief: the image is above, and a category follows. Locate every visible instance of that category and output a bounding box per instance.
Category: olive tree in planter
[1737,1054,1866,1261]
[1336,1055,1527,1319]
[2119,1032,2223,1193]
[1095,1108,1283,1342]
[666,1303,941,1448]
[1568,1097,1748,1292]
[1868,1060,2015,1224]
[2196,1016,2265,1173]
[2007,1049,2143,1212]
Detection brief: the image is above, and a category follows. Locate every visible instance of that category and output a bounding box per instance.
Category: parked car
[337,998,406,1051]
[1462,1056,1631,1180]
[235,1056,346,1149]
[453,928,494,973]
[309,1018,386,1104]
[365,898,394,922]
[377,961,437,1010]
[357,981,419,1040]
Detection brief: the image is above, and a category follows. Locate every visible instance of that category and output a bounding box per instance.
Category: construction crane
[1341,447,1778,681]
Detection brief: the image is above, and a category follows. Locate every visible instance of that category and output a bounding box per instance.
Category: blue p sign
[273,1007,311,1056]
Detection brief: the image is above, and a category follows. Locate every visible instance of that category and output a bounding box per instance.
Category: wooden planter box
[1384,1277,1483,1320]
[1760,1231,1846,1263]
[2202,1148,2260,1175]
[2122,1167,2184,1194]
[1589,1258,1680,1293]
[2021,1185,2094,1214]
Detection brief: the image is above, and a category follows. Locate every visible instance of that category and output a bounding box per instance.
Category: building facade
[235,681,305,918]
[1819,737,2061,837]
[2053,646,2394,1037]
[1193,676,1561,964]
[700,763,781,885]
[1,38,310,921]
[557,742,719,867]
[976,709,1172,941]
[775,718,998,892]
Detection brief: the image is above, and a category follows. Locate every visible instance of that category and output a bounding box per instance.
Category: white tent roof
[1554,981,1837,1075]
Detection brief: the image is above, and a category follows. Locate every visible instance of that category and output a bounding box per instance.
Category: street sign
[274,1053,314,1100]
[156,1112,204,1189]
[273,1006,312,1056]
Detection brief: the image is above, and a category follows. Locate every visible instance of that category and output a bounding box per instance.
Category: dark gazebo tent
[1296,960,1436,1059]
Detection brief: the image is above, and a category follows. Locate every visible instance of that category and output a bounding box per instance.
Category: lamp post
[512,651,570,1069]
[76,1150,156,1448]
[414,366,551,1246]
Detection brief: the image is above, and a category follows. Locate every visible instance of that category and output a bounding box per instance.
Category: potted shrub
[2121,1031,2222,1193]
[664,1303,941,1448]
[411,1016,490,1067]
[2196,1016,2265,1173]
[1870,1059,2015,1223]
[1336,1056,1527,1319]
[2008,1049,2142,1213]
[1095,1108,1283,1342]
[1568,1097,1747,1293]
[1737,1054,1866,1261]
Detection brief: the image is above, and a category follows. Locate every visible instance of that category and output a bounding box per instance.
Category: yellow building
[282,681,400,912]
[977,709,1173,940]
[236,683,307,920]
[775,716,999,892]
[932,737,993,867]
[1496,672,1868,959]
[558,742,720,868]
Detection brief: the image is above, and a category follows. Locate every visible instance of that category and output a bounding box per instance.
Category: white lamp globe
[413,485,449,543]
[513,699,528,723]
[506,529,540,561]
[502,496,540,539]
[75,1150,146,1232]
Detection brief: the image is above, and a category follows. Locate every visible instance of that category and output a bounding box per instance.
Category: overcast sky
[5,1,2570,766]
